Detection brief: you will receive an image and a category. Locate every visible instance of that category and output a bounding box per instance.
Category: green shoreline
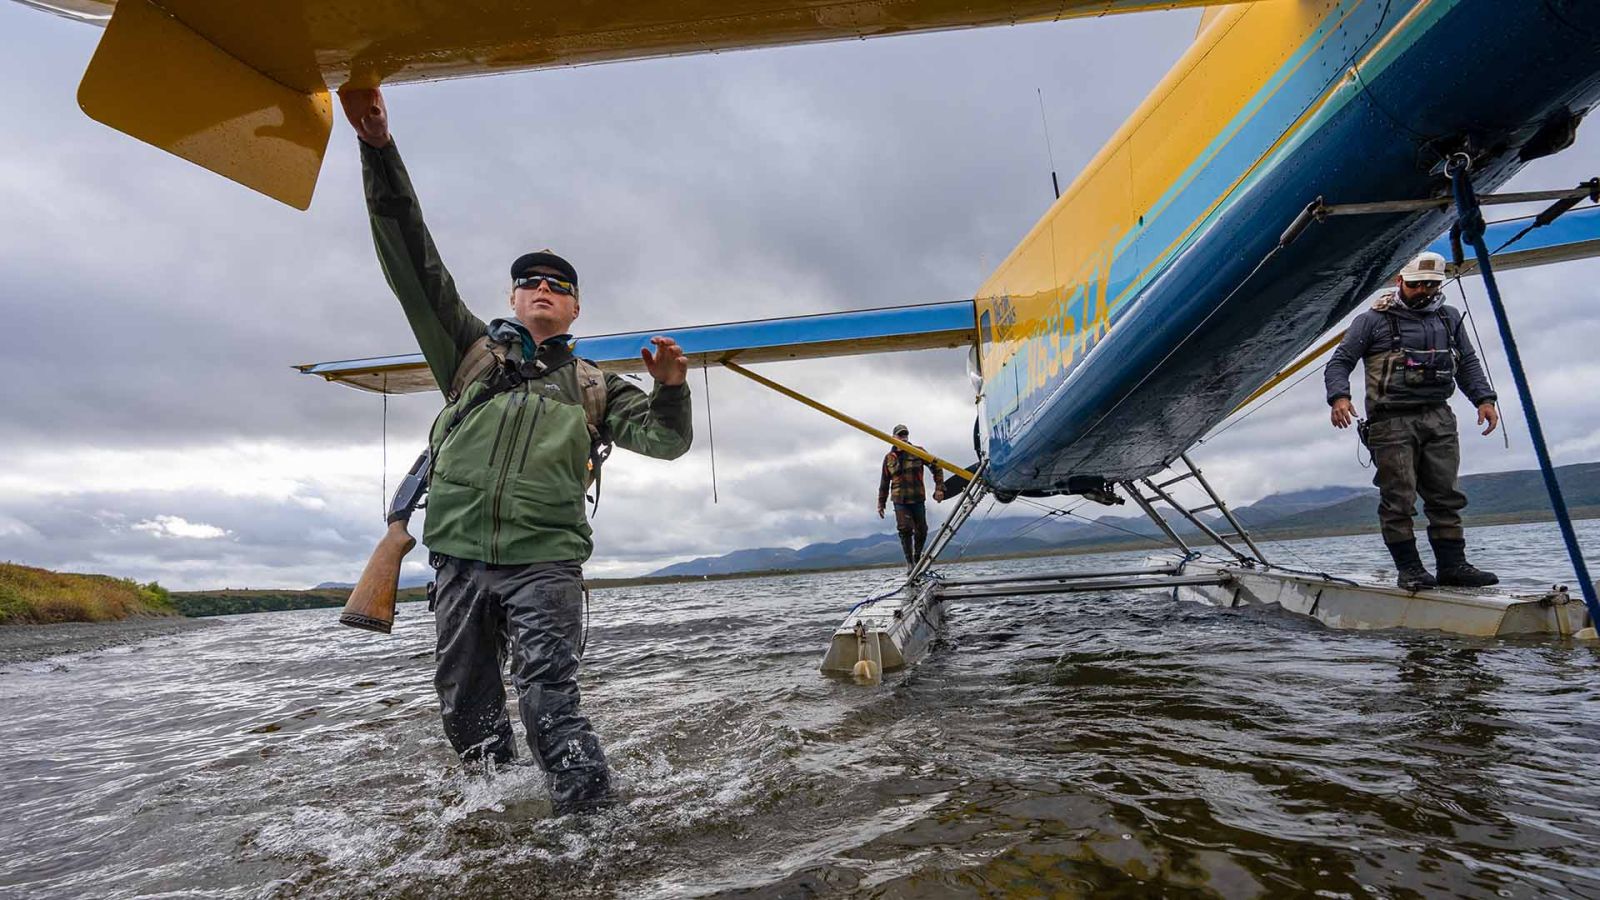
[168,506,1598,618]
[0,562,177,626]
[3,507,1591,624]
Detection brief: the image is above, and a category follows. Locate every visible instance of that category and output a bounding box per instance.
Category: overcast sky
[2,6,1597,589]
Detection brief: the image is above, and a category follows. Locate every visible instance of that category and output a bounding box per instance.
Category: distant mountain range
[648,462,1600,577]
[313,574,432,591]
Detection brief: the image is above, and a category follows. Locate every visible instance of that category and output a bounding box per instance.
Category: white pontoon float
[822,454,1594,680]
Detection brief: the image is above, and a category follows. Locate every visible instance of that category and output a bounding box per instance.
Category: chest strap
[448,333,613,499]
[1384,309,1457,354]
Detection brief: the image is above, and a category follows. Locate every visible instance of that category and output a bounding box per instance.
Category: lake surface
[3,521,1599,898]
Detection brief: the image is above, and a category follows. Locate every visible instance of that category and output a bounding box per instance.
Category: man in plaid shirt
[877,424,946,569]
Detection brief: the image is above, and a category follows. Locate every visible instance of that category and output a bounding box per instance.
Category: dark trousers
[893,501,929,564]
[430,555,609,813]
[1366,404,1467,545]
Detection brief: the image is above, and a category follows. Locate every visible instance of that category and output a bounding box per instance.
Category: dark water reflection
[2,521,1598,898]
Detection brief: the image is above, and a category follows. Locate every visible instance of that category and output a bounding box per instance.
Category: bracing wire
[381,373,389,518]
[1225,504,1330,577]
[1011,497,1091,540]
[1197,363,1323,446]
[702,362,719,503]
[1451,277,1511,450]
[1014,494,1153,544]
[948,494,1000,563]
[1063,508,1162,545]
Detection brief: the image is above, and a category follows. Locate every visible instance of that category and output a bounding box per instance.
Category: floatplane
[25,0,1600,676]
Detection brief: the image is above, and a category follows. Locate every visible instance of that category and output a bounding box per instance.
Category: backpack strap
[449,335,509,402]
[1383,310,1402,353]
[575,359,613,506]
[447,340,614,508]
[575,358,608,439]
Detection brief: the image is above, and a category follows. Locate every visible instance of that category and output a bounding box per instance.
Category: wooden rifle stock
[340,519,416,634]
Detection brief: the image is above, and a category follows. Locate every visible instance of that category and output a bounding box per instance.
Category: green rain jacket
[362,140,693,565]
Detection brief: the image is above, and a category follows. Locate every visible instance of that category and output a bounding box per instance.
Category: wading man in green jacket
[340,87,693,815]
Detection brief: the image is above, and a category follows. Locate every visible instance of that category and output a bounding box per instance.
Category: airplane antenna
[1037,88,1060,200]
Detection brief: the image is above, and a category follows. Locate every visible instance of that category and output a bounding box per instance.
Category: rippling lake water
[3,521,1599,898]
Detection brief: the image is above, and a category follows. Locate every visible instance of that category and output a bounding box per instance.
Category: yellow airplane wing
[33,0,1238,208]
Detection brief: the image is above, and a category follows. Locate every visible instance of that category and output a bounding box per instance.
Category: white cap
[1400,251,1448,283]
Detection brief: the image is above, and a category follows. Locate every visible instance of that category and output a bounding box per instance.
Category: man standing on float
[1325,251,1500,591]
[877,424,945,572]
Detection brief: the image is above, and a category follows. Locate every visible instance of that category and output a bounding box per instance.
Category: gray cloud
[2,7,1596,588]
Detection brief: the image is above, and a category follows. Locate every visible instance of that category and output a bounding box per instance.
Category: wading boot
[898,532,916,568]
[1431,537,1499,588]
[1387,539,1438,591]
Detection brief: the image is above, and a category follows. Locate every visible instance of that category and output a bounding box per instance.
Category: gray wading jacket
[1324,294,1496,415]
[361,140,693,565]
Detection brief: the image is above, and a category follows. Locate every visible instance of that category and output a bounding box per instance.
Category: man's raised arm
[340,88,486,396]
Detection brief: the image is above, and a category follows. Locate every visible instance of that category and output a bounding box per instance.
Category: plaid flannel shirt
[879,447,936,506]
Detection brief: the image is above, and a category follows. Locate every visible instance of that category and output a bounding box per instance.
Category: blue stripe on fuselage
[986,0,1407,428]
[988,0,1600,490]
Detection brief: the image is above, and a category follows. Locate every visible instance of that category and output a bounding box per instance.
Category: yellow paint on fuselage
[976,1,1351,424]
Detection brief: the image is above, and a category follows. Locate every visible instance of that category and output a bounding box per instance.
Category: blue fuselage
[983,0,1600,493]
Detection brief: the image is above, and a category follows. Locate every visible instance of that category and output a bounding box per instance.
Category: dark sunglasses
[513,273,577,296]
[1403,279,1442,290]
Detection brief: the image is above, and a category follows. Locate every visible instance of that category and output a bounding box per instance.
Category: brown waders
[893,501,929,565]
[430,555,610,814]
[1364,404,1496,588]
[1366,404,1467,546]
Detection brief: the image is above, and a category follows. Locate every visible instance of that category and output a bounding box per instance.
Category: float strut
[721,360,974,481]
[1448,155,1599,627]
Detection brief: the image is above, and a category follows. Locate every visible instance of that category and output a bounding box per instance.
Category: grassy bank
[0,562,177,625]
[172,570,827,617]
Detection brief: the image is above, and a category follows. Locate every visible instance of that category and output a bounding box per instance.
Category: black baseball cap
[510,250,577,285]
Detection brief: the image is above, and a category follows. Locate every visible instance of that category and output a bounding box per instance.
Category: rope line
[1450,157,1598,625]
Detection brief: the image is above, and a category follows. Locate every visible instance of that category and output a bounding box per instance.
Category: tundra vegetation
[0,562,176,625]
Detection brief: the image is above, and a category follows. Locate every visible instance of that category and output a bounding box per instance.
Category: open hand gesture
[642,336,689,386]
[338,86,391,148]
